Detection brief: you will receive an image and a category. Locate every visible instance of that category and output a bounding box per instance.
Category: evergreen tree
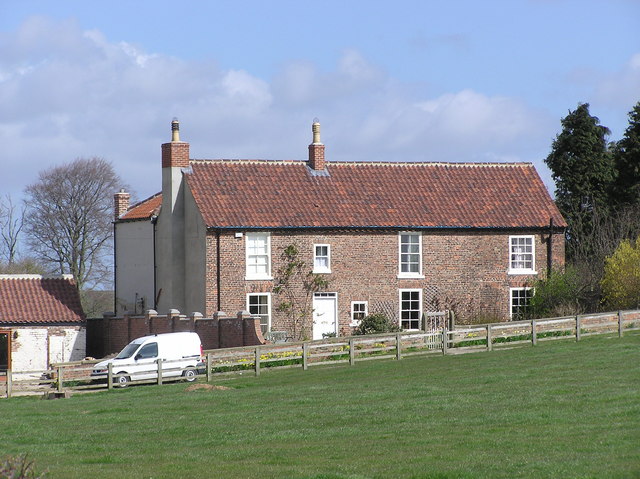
[545,103,615,217]
[545,103,616,261]
[612,101,640,206]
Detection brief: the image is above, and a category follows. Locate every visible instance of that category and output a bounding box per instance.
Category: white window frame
[509,235,536,274]
[350,301,368,326]
[510,287,533,320]
[398,232,424,278]
[247,293,271,335]
[399,289,422,330]
[245,232,272,280]
[313,244,331,273]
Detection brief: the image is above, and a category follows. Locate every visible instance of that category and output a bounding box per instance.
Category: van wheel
[182,367,197,382]
[116,373,130,387]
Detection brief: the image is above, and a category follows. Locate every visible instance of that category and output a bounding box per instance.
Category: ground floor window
[400,289,422,330]
[510,287,533,320]
[247,293,271,335]
[351,301,368,326]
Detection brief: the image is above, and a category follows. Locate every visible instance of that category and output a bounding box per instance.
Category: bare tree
[23,158,125,291]
[0,194,25,265]
[566,203,640,311]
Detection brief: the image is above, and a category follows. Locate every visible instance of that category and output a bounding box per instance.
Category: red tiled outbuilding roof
[120,193,162,221]
[0,275,85,324]
[185,160,566,230]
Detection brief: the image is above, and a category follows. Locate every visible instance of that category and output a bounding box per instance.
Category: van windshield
[115,343,140,359]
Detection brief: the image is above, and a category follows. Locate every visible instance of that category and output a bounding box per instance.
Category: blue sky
[0,0,638,203]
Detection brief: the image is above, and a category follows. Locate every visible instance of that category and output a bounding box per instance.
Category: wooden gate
[423,311,449,349]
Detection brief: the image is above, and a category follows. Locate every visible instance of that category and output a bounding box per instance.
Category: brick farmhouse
[114,120,566,341]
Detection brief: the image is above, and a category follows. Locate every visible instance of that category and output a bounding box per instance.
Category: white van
[91,332,203,386]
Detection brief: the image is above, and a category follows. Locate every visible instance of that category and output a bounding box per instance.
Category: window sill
[313,269,331,274]
[397,274,425,279]
[508,270,537,275]
[245,276,273,281]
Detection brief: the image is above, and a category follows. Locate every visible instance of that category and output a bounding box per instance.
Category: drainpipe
[547,217,554,279]
[113,222,117,314]
[152,215,158,309]
[216,230,222,312]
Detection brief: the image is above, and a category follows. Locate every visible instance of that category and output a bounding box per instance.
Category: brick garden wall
[86,310,264,358]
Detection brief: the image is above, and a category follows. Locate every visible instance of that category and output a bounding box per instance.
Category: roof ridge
[189,159,533,168]
[0,274,75,281]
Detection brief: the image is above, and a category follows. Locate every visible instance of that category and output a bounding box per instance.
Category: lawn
[1,333,639,479]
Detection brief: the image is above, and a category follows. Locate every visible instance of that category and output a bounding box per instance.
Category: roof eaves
[206,224,565,232]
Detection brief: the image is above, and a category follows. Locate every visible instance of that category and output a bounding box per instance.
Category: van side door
[133,342,158,380]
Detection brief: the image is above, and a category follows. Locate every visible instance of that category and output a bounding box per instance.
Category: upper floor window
[509,235,536,274]
[314,244,331,273]
[398,232,423,278]
[246,232,271,279]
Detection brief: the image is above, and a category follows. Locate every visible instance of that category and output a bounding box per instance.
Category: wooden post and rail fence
[2,309,639,398]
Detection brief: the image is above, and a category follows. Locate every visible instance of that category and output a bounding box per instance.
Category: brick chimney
[114,189,130,220]
[308,119,325,171]
[161,118,190,168]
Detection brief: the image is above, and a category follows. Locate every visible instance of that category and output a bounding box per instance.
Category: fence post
[576,315,581,341]
[442,327,448,355]
[206,353,212,383]
[349,338,355,366]
[108,362,113,390]
[6,369,12,398]
[255,347,261,377]
[302,342,308,371]
[57,365,63,393]
[396,333,402,360]
[532,319,537,346]
[487,324,492,351]
[157,359,163,385]
[618,310,623,338]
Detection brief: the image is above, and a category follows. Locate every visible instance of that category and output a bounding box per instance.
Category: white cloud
[595,52,640,108]
[0,17,560,202]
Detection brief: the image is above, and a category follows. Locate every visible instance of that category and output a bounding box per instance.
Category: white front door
[313,293,337,340]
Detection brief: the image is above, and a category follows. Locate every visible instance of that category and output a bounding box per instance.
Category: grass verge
[1,333,639,479]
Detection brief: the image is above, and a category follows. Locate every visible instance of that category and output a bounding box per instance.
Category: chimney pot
[171,118,180,142]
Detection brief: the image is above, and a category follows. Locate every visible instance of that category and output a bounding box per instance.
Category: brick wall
[86,310,263,358]
[205,229,565,338]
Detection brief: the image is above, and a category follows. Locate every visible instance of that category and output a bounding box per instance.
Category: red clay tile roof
[120,193,162,221]
[0,276,85,324]
[185,160,566,229]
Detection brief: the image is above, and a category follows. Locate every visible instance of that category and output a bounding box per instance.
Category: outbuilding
[0,274,86,374]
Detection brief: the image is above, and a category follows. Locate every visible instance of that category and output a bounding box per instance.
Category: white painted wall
[156,167,186,313]
[184,184,207,315]
[115,220,156,314]
[11,326,86,372]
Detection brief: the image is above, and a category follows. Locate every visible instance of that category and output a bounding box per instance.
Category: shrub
[601,236,640,309]
[353,313,400,335]
[1,455,46,479]
[528,266,585,318]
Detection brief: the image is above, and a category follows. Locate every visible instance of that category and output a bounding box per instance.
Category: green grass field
[2,333,639,479]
